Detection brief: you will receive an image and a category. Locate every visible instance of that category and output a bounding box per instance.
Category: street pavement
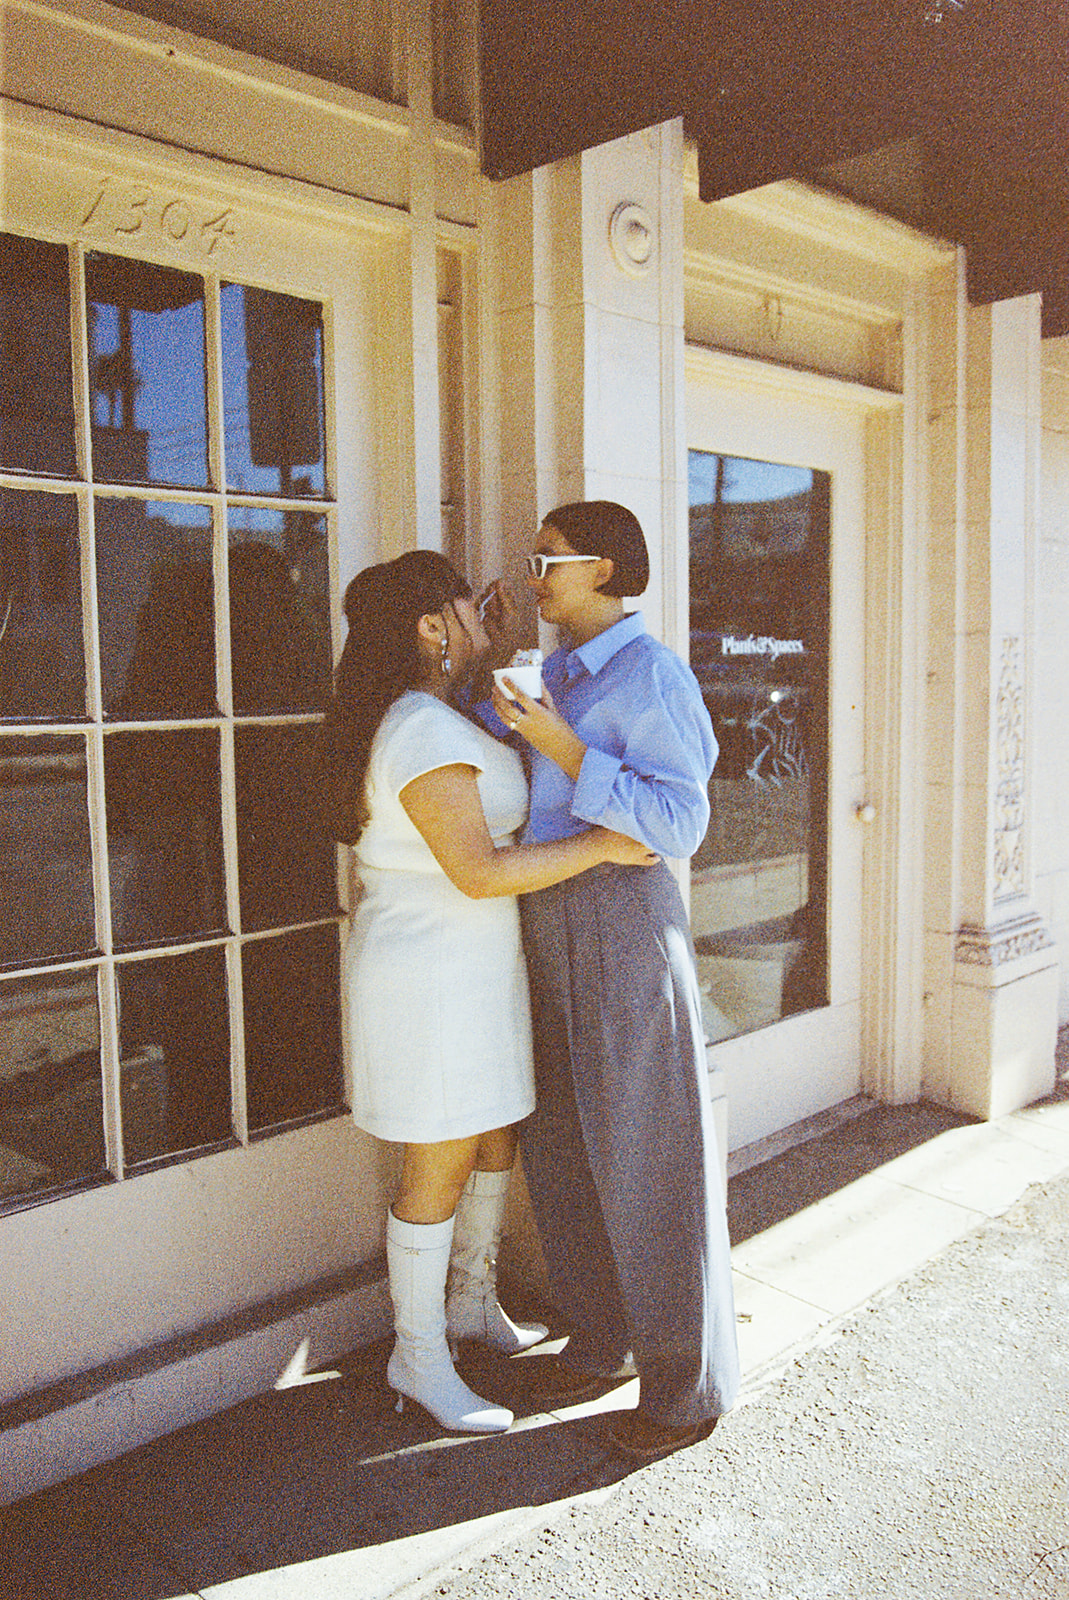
[2,1045,1068,1600]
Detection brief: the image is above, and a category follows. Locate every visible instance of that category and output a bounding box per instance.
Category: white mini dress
[344,691,535,1143]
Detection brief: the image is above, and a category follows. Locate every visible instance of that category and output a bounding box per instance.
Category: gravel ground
[424,1173,1069,1600]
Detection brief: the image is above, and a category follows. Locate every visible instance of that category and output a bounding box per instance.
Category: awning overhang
[479,1,1069,335]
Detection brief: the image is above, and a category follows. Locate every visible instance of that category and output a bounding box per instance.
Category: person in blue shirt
[490,500,740,1461]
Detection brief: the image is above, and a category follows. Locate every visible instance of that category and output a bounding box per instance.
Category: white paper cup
[493,664,542,702]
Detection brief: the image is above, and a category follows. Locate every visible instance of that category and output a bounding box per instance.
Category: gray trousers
[520,861,740,1426]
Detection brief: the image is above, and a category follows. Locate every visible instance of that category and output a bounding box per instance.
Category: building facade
[1,0,1064,1501]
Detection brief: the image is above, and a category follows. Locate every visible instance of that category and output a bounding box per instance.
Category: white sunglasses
[525,553,602,580]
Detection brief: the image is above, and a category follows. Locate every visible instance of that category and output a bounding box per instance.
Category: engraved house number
[80,178,237,253]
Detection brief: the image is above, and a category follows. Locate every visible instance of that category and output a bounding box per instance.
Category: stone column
[494,121,687,645]
[491,120,729,1175]
[925,275,1058,1118]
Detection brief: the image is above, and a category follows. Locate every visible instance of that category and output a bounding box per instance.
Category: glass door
[686,351,870,1153]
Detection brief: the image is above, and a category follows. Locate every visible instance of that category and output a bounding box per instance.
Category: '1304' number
[80,178,237,253]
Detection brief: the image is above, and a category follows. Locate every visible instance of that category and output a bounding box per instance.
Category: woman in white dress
[317,551,656,1435]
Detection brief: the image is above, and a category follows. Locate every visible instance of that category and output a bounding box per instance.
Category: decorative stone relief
[993,635,1025,900]
[955,914,1053,967]
[609,202,654,277]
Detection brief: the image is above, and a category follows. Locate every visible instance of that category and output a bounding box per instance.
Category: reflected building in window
[689,452,830,1043]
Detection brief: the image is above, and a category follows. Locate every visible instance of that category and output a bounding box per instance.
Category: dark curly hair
[315,551,471,842]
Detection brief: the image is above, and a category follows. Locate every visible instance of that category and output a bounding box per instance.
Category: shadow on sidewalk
[7,1061,1068,1599]
[0,1334,639,1600]
[728,1028,1069,1247]
[727,1101,980,1245]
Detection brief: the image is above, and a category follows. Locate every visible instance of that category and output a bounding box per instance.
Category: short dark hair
[542,500,649,597]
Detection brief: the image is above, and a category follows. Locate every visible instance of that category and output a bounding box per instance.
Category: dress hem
[351,1096,535,1145]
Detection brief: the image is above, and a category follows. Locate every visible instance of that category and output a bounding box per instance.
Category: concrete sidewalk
[3,1058,1069,1600]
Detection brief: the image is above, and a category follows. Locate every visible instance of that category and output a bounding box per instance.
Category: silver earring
[440,634,452,677]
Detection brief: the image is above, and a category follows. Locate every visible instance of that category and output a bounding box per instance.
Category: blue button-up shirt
[522,612,717,859]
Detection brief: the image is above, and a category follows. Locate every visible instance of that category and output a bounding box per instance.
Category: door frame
[684,343,919,1150]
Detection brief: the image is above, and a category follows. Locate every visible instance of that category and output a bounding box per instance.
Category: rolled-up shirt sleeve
[570,664,717,859]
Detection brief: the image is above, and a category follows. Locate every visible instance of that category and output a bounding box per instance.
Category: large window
[689,452,830,1042]
[0,230,343,1210]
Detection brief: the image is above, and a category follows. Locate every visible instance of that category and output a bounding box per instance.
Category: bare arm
[399,763,657,899]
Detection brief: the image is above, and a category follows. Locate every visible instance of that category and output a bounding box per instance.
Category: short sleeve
[377,696,487,800]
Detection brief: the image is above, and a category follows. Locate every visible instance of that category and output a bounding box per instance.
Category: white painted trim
[726,1094,874,1178]
[684,249,900,330]
[0,98,413,237]
[685,343,904,410]
[6,0,477,161]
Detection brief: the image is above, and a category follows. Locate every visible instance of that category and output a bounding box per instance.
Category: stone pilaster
[926,284,1058,1118]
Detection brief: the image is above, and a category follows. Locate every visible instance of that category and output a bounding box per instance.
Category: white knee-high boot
[446,1169,549,1356]
[386,1209,513,1434]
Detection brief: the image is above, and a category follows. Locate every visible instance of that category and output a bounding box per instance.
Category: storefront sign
[721,634,804,661]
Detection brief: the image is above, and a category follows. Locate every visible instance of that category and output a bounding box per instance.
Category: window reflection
[0,971,104,1202]
[221,283,326,497]
[243,925,341,1131]
[1,229,343,1207]
[689,453,829,1042]
[1,490,85,721]
[0,736,96,968]
[235,725,338,932]
[118,947,231,1163]
[86,252,209,488]
[106,728,225,949]
[229,511,331,713]
[0,232,77,478]
[96,500,216,718]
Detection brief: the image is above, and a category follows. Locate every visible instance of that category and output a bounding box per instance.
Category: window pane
[0,735,96,968]
[1,489,85,721]
[0,971,104,1203]
[106,728,226,949]
[243,924,341,1131]
[95,500,216,718]
[229,510,331,713]
[0,233,77,478]
[689,453,830,1043]
[235,725,338,932]
[118,947,231,1164]
[221,283,326,497]
[86,253,208,489]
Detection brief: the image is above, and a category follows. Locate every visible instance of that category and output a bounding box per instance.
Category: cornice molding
[0,98,416,236]
[684,343,902,409]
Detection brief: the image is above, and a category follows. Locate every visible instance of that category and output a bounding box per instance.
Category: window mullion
[97,957,125,1178]
[225,938,249,1145]
[72,242,124,1179]
[204,270,249,1147]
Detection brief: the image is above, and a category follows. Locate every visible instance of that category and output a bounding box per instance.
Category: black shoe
[530,1356,622,1407]
[607,1410,718,1462]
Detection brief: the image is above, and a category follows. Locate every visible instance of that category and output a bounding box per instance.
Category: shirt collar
[565,610,646,681]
